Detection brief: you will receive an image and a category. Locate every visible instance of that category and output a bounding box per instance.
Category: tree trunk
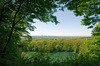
[1,3,22,58]
[0,16,2,24]
[1,25,14,58]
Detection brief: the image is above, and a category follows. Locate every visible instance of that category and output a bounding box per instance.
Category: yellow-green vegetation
[21,38,88,53]
[19,37,100,66]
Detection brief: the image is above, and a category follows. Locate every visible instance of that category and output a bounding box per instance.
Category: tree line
[20,38,87,53]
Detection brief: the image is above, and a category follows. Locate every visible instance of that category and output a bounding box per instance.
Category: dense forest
[17,36,100,66]
[0,0,100,66]
[21,38,87,53]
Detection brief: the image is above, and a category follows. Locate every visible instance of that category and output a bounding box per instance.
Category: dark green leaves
[61,0,100,28]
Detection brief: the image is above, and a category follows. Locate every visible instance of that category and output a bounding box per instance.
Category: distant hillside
[21,35,90,39]
[30,36,90,39]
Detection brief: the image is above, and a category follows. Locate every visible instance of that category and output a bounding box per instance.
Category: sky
[29,9,92,36]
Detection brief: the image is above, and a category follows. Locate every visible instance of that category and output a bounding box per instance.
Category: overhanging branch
[14,15,26,26]
[90,2,100,5]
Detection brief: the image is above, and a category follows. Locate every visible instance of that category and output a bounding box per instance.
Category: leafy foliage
[0,0,65,65]
[20,37,100,66]
[59,0,100,28]
[92,22,100,36]
[21,38,87,53]
[0,0,100,66]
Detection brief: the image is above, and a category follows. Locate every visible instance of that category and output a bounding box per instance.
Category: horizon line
[30,35,91,37]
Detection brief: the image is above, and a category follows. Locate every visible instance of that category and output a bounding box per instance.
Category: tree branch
[1,3,23,58]
[14,15,26,26]
[80,2,100,7]
[4,0,12,5]
[13,4,22,24]
[0,4,16,16]
[90,2,100,5]
[0,0,12,15]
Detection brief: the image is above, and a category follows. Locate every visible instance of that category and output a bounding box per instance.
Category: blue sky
[29,9,92,36]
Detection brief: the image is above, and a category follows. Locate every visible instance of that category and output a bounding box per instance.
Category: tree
[60,0,100,28]
[1,0,100,59]
[0,0,63,58]
[92,22,100,36]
